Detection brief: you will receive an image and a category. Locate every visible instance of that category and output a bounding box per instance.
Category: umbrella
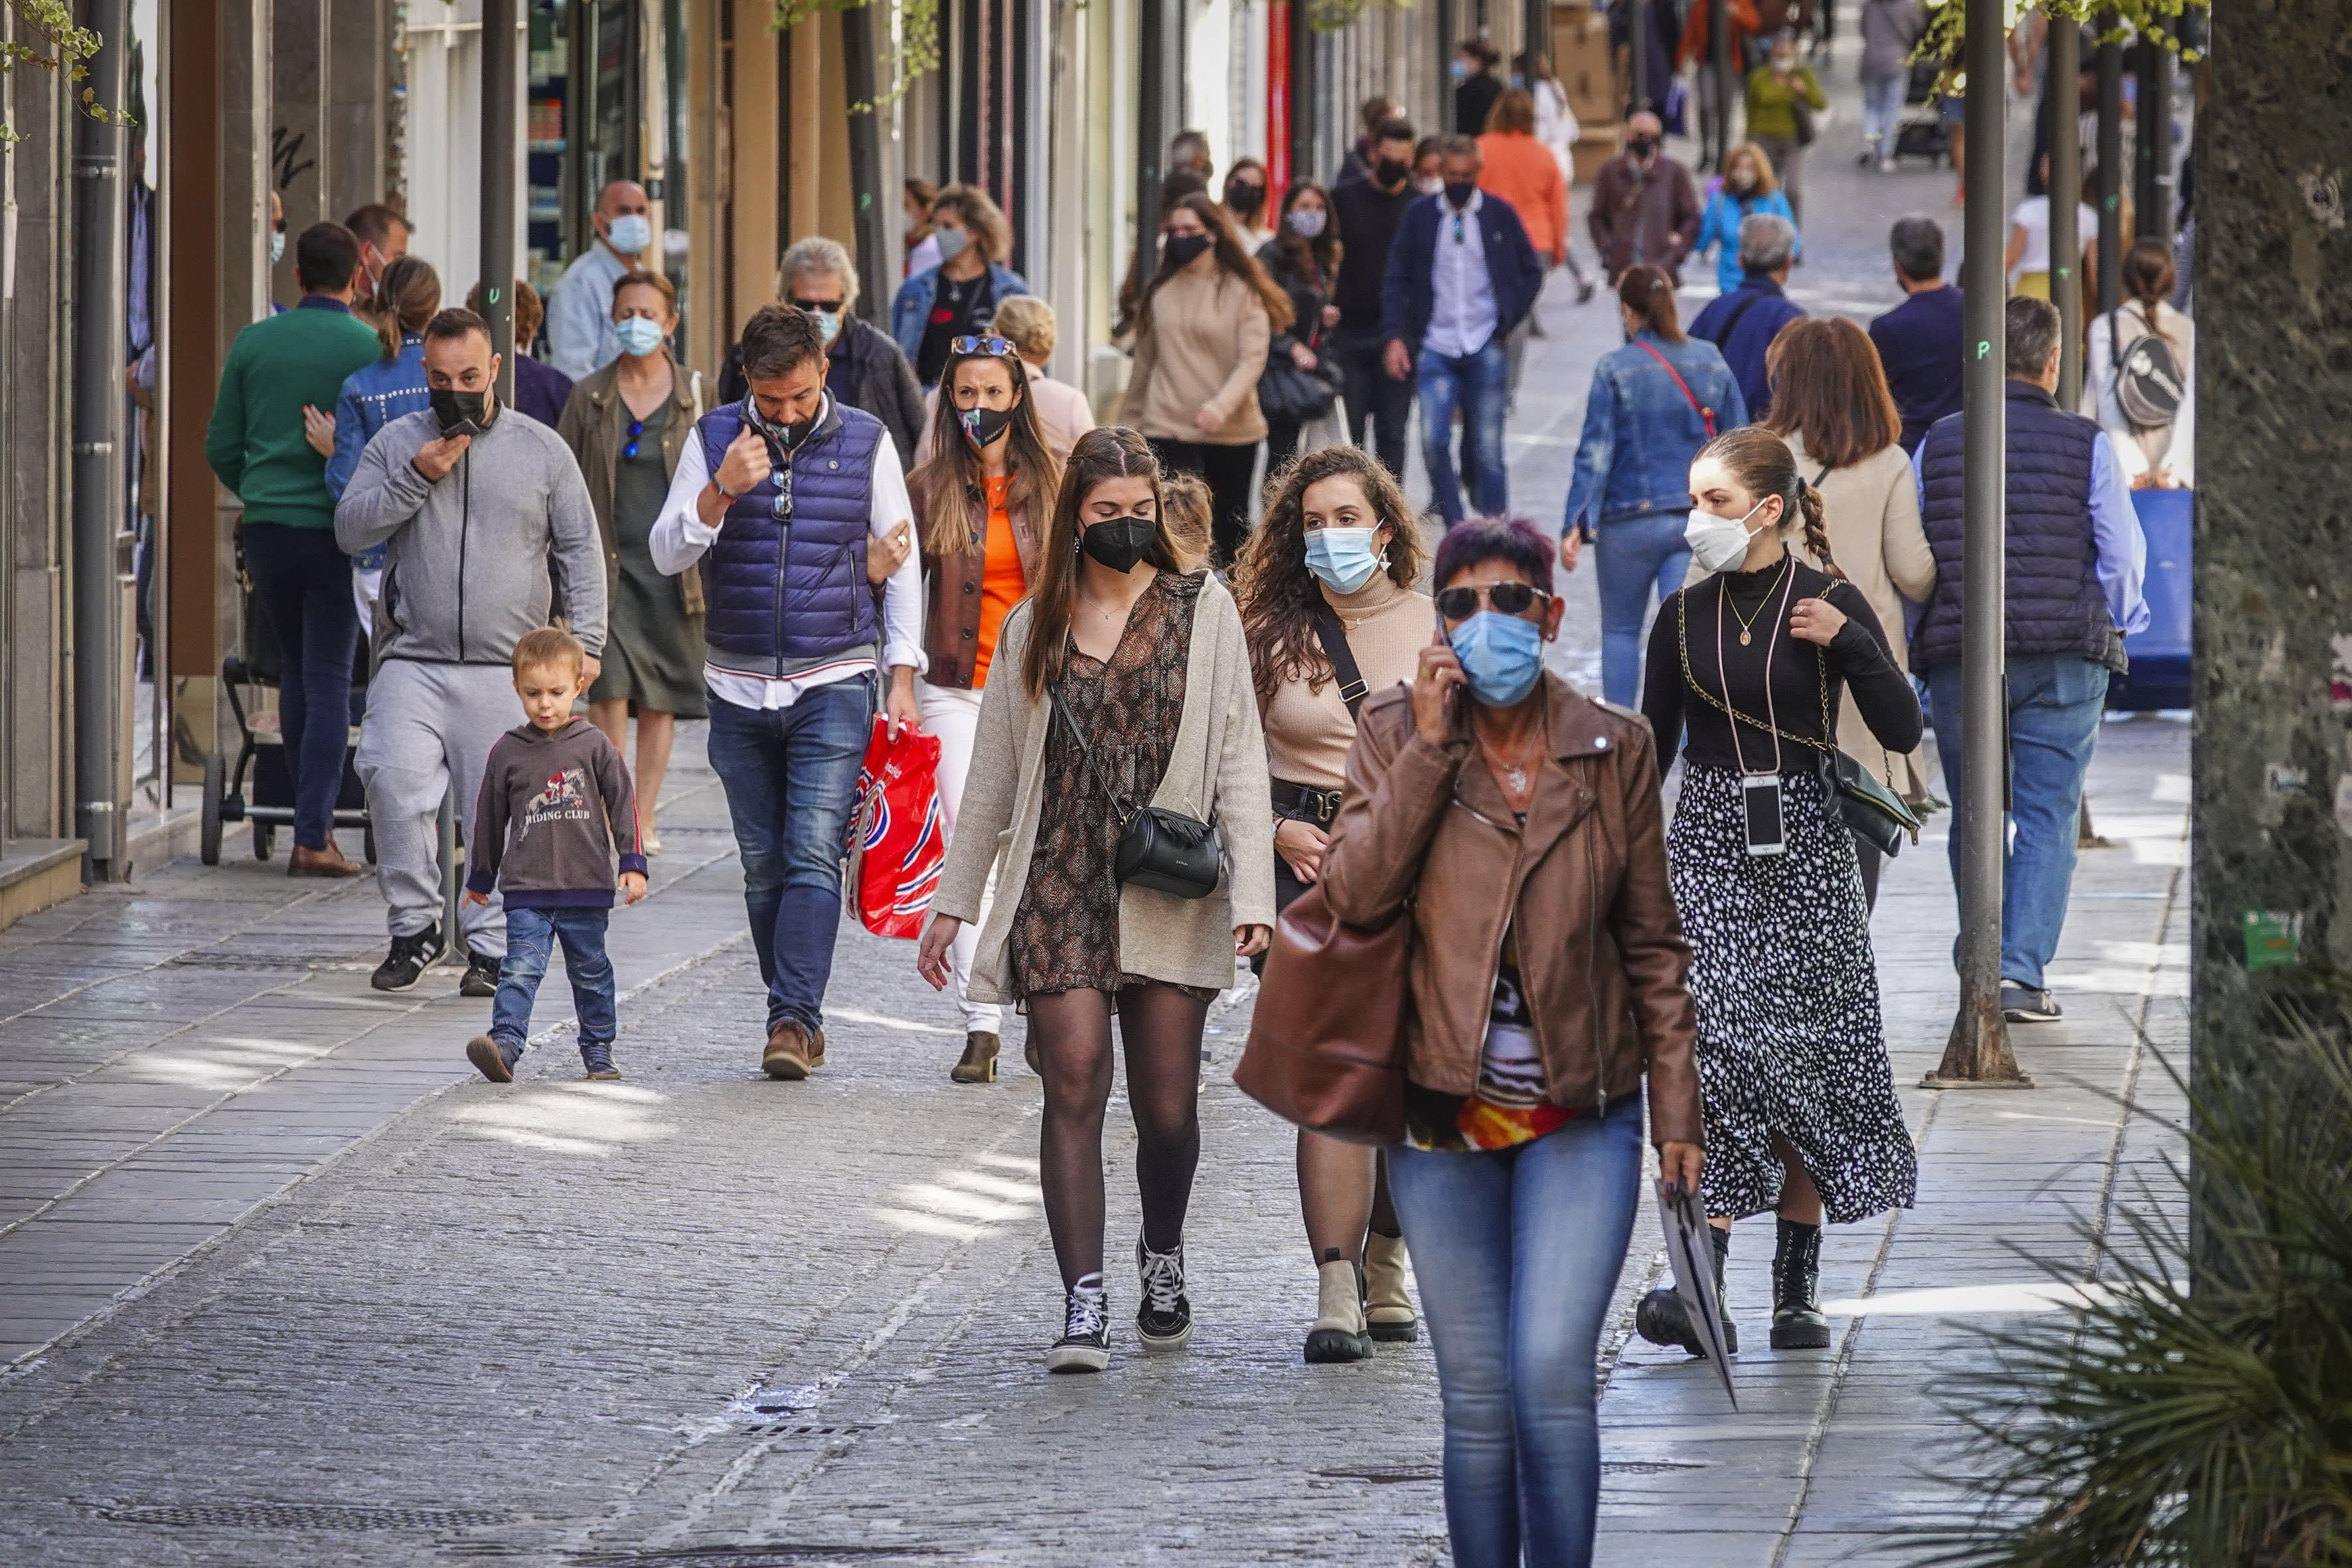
[1658,1178,1738,1409]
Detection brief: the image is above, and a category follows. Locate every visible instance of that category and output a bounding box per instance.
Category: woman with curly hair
[1233,445,1431,1363]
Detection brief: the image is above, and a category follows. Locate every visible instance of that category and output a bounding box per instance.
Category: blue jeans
[1595,510,1692,708]
[242,523,359,851]
[706,674,875,1033]
[1416,338,1510,525]
[1861,75,1908,155]
[1926,654,2109,990]
[1387,1099,1645,1568]
[490,907,617,1048]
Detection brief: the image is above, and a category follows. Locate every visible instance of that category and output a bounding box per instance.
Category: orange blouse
[973,475,1026,688]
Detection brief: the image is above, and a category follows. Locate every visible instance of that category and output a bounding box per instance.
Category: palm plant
[1910,982,2352,1567]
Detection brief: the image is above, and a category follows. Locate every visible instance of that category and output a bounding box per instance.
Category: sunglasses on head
[947,335,1017,357]
[1435,583,1550,621]
[791,297,844,315]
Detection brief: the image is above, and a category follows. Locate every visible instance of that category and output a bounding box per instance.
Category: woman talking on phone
[1636,426,1920,1362]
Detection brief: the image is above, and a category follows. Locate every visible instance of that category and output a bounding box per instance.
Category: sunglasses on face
[1435,583,1551,621]
[947,335,1016,357]
[791,297,844,315]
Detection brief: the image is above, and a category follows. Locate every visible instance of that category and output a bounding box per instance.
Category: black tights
[1297,1132,1401,1265]
[1028,983,1210,1289]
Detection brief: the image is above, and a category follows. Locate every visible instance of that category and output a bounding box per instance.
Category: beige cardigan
[1118,259,1272,446]
[931,572,1277,1002]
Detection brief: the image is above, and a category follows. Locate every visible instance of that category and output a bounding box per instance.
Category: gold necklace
[1727,557,1788,647]
[1474,715,1549,797]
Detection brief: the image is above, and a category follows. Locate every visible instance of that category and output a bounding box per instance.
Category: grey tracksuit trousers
[356,659,518,955]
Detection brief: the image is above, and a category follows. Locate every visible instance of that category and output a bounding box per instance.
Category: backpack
[2110,305,2185,430]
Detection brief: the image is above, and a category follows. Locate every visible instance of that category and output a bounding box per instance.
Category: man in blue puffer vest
[651,304,925,1079]
[1913,294,2148,1028]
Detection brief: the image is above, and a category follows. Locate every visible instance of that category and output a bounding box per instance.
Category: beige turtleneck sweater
[1260,573,1433,789]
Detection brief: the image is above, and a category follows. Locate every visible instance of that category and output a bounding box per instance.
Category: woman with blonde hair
[1695,142,1800,295]
[918,426,1273,1373]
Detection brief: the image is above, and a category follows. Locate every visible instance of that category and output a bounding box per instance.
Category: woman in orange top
[1476,88,1574,403]
[911,336,1065,1085]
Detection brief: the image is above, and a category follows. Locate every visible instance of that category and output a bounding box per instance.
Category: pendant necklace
[1728,558,1788,647]
[1476,715,1549,797]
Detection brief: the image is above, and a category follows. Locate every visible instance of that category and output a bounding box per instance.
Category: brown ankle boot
[951,1031,1000,1083]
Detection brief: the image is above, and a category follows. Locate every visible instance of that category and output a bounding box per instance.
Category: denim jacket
[1561,329,1749,534]
[326,337,430,501]
[889,262,1030,369]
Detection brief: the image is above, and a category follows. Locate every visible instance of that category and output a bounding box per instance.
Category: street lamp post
[1925,0,2031,1089]
[2050,15,2082,408]
[481,0,518,406]
[2095,10,2123,315]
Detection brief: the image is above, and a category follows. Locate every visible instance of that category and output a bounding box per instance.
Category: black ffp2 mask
[1080,515,1156,574]
[1162,232,1214,271]
[431,387,491,436]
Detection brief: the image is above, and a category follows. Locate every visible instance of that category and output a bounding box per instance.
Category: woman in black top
[1256,181,1344,473]
[1636,426,1921,1364]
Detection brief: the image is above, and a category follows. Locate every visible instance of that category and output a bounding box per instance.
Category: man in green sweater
[206,221,384,878]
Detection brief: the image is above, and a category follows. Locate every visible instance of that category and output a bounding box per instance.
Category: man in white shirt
[545,181,652,379]
[1380,135,1543,524]
[650,304,925,1080]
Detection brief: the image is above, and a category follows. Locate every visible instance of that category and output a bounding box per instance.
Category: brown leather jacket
[911,472,1040,690]
[1319,674,1704,1146]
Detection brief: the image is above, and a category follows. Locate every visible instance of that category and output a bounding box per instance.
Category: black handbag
[1257,353,1342,425]
[1052,690,1223,900]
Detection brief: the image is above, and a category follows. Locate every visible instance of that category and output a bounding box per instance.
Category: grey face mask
[932,225,972,264]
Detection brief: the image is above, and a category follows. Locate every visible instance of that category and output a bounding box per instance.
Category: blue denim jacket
[327,336,430,572]
[888,262,1030,368]
[1561,329,1749,534]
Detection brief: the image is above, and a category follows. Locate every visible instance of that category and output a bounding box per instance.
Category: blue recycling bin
[2105,487,2191,712]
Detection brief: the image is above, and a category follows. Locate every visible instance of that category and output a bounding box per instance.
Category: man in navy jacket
[1689,212,1806,420]
[1381,135,1545,525]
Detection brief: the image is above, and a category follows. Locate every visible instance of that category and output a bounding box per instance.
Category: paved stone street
[0,46,2190,1568]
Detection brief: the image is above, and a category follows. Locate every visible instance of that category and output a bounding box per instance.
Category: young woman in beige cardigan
[918,427,1275,1373]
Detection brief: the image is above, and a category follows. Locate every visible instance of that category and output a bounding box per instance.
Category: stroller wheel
[252,822,277,862]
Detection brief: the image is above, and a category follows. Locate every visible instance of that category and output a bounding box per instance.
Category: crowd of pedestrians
[190,50,2199,1562]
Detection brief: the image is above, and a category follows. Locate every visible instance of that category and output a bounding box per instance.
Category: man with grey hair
[1689,210,1806,418]
[718,236,926,464]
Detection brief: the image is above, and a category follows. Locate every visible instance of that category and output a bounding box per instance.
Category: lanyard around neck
[1717,564,1799,779]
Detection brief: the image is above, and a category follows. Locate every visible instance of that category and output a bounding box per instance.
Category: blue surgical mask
[606,213,653,256]
[1449,611,1545,708]
[613,315,666,358]
[1303,526,1383,595]
[270,228,285,266]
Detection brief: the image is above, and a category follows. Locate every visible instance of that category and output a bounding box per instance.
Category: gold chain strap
[1676,582,1834,755]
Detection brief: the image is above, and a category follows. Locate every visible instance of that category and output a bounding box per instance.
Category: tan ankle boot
[1304,1256,1371,1364]
[1364,1233,1419,1343]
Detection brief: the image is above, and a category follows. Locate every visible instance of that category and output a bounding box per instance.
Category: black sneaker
[466,1034,522,1083]
[2000,983,2063,1023]
[370,930,443,992]
[1045,1281,1111,1374]
[1135,1236,1194,1352]
[581,1042,621,1080]
[459,948,503,998]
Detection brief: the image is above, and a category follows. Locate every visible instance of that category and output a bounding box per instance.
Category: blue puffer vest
[696,397,882,674]
[1915,382,2122,672]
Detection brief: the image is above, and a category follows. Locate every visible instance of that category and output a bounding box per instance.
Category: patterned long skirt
[1666,763,1917,1225]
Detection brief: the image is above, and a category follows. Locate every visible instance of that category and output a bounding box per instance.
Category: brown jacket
[1588,153,1704,285]
[910,471,1042,690]
[555,356,707,615]
[1318,675,1703,1146]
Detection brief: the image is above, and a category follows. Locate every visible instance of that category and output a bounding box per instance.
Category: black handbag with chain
[1051,690,1223,900]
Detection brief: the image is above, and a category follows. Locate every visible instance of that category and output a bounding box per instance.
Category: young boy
[463,627,649,1082]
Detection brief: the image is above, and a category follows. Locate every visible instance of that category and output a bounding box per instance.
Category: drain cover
[1311,1462,1442,1483]
[1601,1459,1712,1474]
[576,1548,939,1567]
[742,1423,869,1439]
[96,1502,512,1530]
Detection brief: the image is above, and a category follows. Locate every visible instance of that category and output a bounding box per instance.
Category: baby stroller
[1892,58,1955,167]
[198,532,374,866]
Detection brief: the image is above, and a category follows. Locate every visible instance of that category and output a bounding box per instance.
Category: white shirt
[1424,190,1500,359]
[544,242,636,380]
[649,395,927,710]
[2007,195,2098,280]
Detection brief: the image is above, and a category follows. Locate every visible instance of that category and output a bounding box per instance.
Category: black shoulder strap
[1712,288,1766,345]
[1050,688,1135,819]
[1309,600,1370,719]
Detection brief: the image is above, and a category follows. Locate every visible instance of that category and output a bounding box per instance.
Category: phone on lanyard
[1743,772,1786,856]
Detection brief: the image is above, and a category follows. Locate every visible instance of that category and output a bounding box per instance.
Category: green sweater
[204,299,384,528]
[1744,65,1828,145]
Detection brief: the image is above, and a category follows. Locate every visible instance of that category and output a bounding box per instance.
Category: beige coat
[931,571,1277,1002]
[1118,260,1272,446]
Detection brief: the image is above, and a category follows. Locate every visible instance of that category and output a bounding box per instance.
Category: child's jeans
[489,907,617,1050]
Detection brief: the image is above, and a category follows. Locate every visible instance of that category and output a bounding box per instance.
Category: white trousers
[354,659,515,955]
[919,679,1000,1033]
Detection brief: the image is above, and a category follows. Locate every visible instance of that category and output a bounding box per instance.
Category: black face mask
[1162,232,1214,271]
[430,386,491,436]
[1444,180,1478,210]
[747,398,818,457]
[1373,157,1410,188]
[1080,515,1156,573]
[959,402,1016,449]
[1226,182,1265,216]
[1626,137,1658,160]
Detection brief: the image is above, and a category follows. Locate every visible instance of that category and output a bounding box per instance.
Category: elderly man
[1914,296,2148,1025]
[546,180,653,378]
[1588,112,1703,285]
[1381,133,1545,525]
[718,237,927,465]
[1689,212,1807,419]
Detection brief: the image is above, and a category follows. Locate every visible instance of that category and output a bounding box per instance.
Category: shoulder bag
[1052,690,1223,899]
[2110,305,2186,430]
[1235,883,1409,1145]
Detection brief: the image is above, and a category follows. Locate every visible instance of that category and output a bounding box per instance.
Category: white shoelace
[1064,1276,1107,1340]
[1138,1243,1186,1315]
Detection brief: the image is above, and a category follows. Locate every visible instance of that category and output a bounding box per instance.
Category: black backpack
[2110,305,2186,430]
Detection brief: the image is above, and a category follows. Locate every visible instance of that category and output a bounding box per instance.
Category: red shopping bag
[846,717,944,939]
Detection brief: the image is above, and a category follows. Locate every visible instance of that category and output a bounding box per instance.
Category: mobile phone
[1743,773,1786,857]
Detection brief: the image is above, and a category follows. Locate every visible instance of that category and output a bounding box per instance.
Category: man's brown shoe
[808,1027,826,1068]
[287,841,366,878]
[763,1021,815,1080]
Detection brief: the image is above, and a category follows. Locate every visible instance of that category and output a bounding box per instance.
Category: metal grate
[1314,1458,1707,1484]
[96,1502,513,1530]
[741,1422,870,1439]
[164,953,323,971]
[576,1548,941,1567]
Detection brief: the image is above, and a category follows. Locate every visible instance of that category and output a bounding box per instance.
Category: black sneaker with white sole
[459,948,503,998]
[370,930,443,992]
[1045,1278,1111,1374]
[2000,983,2063,1023]
[1136,1236,1194,1351]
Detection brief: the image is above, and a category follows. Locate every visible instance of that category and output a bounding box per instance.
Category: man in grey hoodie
[335,307,605,994]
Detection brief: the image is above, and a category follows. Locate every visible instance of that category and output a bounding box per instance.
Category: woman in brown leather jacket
[1318,517,1703,1568]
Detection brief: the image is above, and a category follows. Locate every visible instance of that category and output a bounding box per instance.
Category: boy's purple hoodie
[466,717,649,909]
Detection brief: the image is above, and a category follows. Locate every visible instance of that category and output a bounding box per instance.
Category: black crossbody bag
[1052,690,1223,900]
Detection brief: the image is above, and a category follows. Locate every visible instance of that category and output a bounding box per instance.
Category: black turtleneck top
[1641,556,1922,775]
